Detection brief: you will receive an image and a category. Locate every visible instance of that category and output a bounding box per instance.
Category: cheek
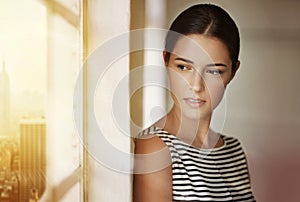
[167,70,188,101]
[205,79,226,108]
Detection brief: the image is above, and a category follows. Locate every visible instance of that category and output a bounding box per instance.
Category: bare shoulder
[134,134,168,154]
[133,134,173,202]
[134,134,171,174]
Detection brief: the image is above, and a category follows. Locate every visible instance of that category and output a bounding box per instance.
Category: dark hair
[165,4,240,72]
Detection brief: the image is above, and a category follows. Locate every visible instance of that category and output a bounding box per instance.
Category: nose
[191,71,205,92]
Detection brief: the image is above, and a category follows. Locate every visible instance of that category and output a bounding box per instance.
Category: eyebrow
[206,63,228,68]
[174,57,228,68]
[174,57,194,64]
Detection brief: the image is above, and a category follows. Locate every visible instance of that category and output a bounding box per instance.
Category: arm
[133,135,172,202]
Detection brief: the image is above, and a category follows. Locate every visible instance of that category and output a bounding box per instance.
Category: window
[0,0,83,201]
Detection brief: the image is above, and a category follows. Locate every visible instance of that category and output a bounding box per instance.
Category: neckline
[152,126,227,152]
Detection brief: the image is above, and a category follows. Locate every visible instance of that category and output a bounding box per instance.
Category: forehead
[171,34,231,64]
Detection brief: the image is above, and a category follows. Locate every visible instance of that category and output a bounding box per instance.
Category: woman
[134,4,255,202]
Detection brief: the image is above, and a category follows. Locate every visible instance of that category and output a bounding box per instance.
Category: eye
[177,64,191,71]
[206,69,222,75]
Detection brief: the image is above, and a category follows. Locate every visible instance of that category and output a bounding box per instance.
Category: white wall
[86,0,132,201]
[165,1,300,201]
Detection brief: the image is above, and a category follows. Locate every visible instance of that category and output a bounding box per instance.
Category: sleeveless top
[138,126,256,202]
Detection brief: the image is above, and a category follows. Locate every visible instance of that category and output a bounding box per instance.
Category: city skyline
[0,58,46,137]
[0,0,47,139]
[0,2,47,200]
[0,54,46,201]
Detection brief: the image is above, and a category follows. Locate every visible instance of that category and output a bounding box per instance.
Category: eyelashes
[205,69,222,75]
[176,64,223,75]
[177,64,191,71]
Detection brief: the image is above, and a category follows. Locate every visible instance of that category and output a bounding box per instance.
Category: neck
[157,107,220,148]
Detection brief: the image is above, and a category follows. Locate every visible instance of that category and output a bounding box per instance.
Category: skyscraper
[19,118,46,202]
[0,59,10,136]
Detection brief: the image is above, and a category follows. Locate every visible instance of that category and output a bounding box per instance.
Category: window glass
[0,0,82,201]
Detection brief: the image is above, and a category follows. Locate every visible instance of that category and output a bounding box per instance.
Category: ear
[163,51,168,66]
[229,60,240,82]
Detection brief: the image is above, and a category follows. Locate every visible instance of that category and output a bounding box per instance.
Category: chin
[182,109,211,121]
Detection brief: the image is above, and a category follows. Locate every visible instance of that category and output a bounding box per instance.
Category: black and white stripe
[140,127,256,201]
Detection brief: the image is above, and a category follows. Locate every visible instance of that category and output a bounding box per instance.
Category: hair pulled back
[165,4,240,72]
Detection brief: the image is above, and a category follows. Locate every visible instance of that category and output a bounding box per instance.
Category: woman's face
[166,34,236,120]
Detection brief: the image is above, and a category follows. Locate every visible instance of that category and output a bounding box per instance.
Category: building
[19,118,46,202]
[0,59,10,136]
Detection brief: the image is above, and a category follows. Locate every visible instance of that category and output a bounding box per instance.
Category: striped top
[139,126,256,201]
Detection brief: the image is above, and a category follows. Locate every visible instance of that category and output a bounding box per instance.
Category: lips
[183,97,206,108]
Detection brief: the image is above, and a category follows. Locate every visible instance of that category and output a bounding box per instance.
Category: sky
[0,0,47,95]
